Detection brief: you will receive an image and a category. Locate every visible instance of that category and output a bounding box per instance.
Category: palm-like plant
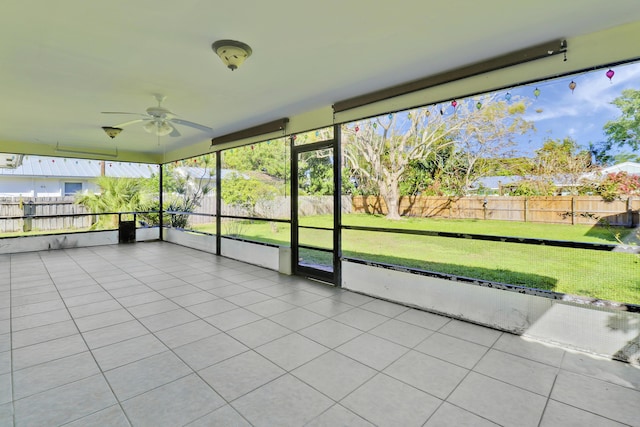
[75,177,155,229]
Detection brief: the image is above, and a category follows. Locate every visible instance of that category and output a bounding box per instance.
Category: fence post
[628,197,633,227]
[523,198,528,222]
[571,197,576,225]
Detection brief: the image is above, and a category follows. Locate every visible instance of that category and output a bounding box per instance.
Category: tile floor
[1,241,639,426]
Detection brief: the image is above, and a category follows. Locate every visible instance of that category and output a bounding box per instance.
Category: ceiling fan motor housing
[146,106,171,118]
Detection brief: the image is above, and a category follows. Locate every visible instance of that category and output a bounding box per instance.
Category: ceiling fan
[102,95,212,137]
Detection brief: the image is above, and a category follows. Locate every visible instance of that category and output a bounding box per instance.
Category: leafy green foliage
[221,173,278,216]
[509,180,556,196]
[603,89,640,151]
[595,172,640,202]
[297,150,333,195]
[75,176,156,229]
[222,140,289,179]
[149,154,216,227]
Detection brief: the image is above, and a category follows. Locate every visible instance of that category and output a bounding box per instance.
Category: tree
[75,176,155,229]
[343,105,461,219]
[222,139,289,179]
[531,137,593,195]
[221,173,278,216]
[297,149,333,195]
[343,96,533,219]
[446,96,533,194]
[592,89,640,164]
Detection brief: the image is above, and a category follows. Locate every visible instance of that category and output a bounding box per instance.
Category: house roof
[1,2,640,164]
[0,156,155,179]
[601,162,640,175]
[173,167,240,180]
[475,176,521,190]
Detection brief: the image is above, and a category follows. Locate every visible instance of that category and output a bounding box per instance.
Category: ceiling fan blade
[113,119,148,128]
[170,118,213,133]
[101,111,148,117]
[169,126,181,137]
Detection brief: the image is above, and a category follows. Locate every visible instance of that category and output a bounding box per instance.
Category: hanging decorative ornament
[388,113,393,119]
[568,81,577,93]
[52,159,55,163]
[354,126,360,132]
[505,92,512,101]
[533,88,541,98]
[425,110,430,117]
[440,107,444,115]
[292,135,297,141]
[109,163,112,167]
[476,101,482,110]
[451,100,457,108]
[407,112,412,118]
[373,122,377,129]
[267,140,271,144]
[606,69,615,83]
[315,131,319,137]
[251,145,254,150]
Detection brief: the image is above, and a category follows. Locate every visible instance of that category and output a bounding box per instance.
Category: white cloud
[520,61,640,124]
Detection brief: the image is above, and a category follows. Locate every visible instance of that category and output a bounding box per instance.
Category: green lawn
[194,215,640,305]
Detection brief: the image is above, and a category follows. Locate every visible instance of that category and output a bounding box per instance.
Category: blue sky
[507,60,640,157]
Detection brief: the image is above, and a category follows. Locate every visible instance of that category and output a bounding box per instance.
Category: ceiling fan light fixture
[143,121,173,136]
[157,122,173,136]
[212,39,252,71]
[102,126,123,139]
[143,121,156,134]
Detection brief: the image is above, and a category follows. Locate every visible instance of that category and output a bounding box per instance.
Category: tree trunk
[381,180,402,220]
[385,196,402,220]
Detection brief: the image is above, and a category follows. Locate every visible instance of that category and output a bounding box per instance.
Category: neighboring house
[173,167,241,182]
[580,161,640,181]
[474,163,640,195]
[0,156,156,197]
[599,161,640,176]
[474,175,583,195]
[172,167,249,189]
[473,176,521,194]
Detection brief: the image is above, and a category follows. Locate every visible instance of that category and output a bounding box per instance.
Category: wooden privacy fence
[352,195,640,226]
[0,197,91,233]
[192,195,353,224]
[3,195,637,233]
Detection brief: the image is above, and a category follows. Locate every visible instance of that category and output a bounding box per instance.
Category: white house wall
[0,177,97,197]
[0,179,35,197]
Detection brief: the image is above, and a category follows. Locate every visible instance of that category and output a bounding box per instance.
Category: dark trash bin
[119,220,136,243]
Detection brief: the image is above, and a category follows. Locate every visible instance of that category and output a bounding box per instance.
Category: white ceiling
[1,1,640,164]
